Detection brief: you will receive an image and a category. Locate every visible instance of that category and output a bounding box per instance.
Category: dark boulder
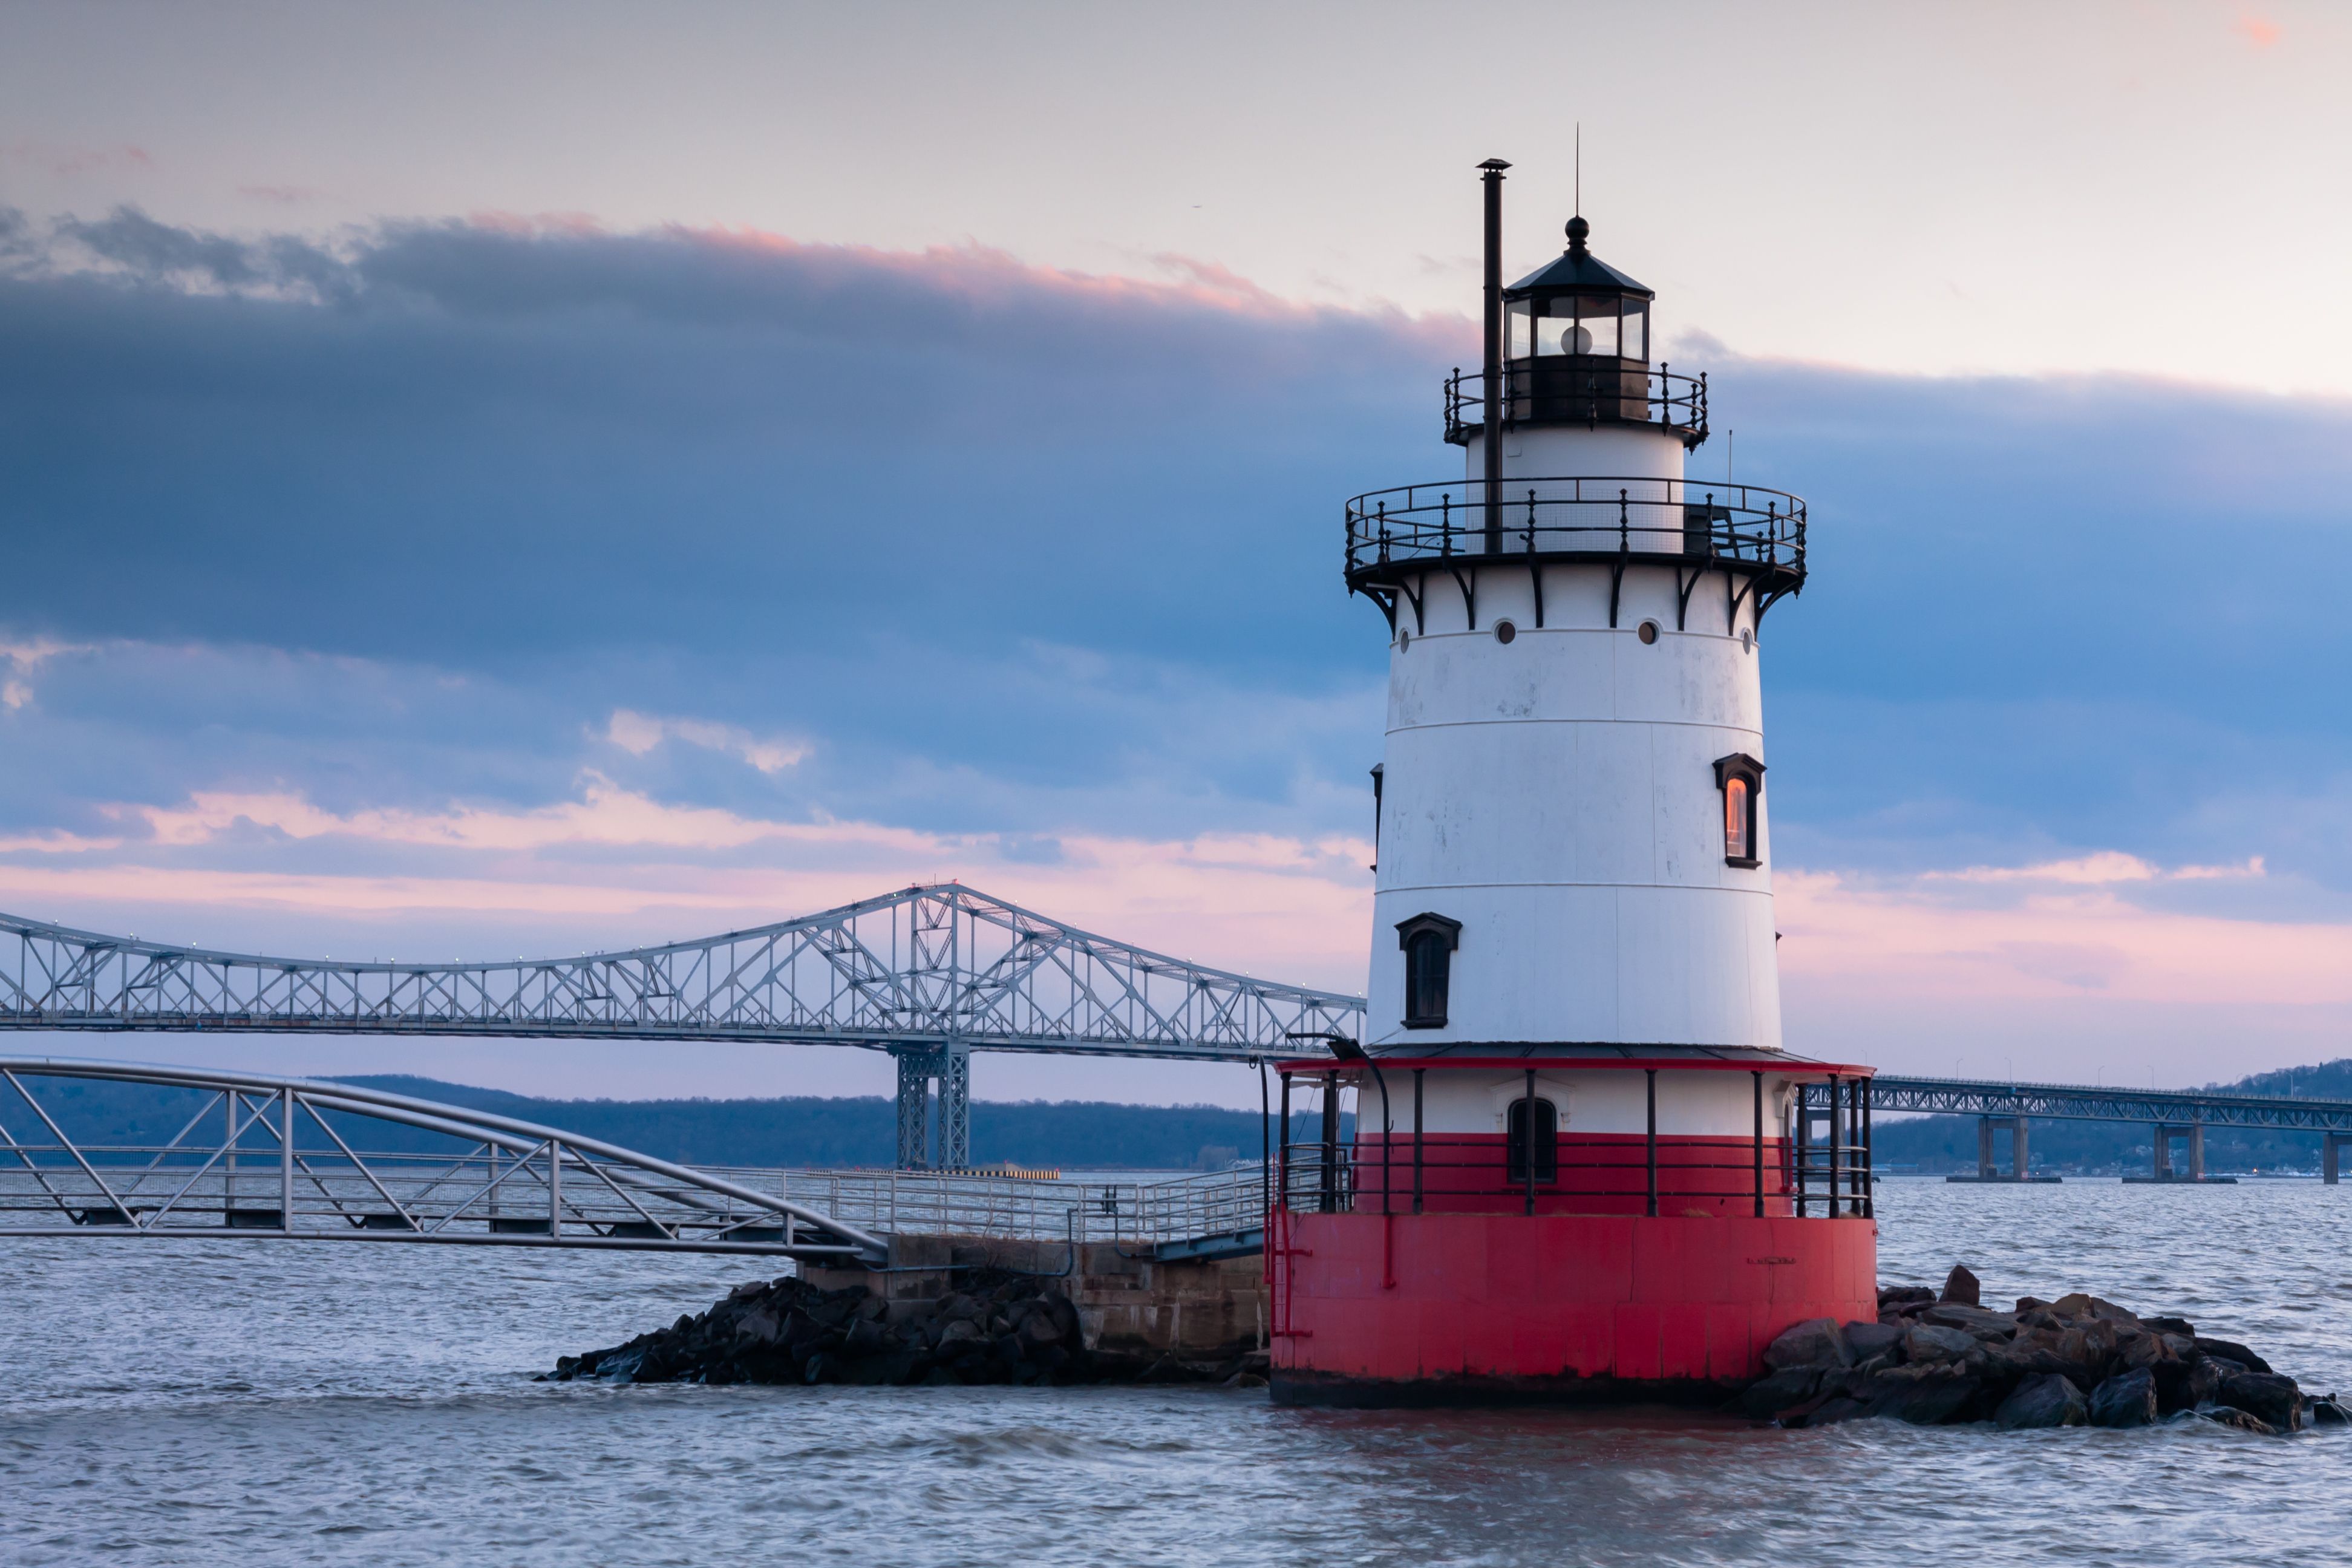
[1919,1304,2020,1340]
[2052,1293,2140,1327]
[1867,1376,1981,1426]
[2089,1368,2158,1428]
[2141,1315,2196,1338]
[2218,1372,2303,1432]
[2308,1396,2350,1428]
[2151,1358,2201,1416]
[1764,1318,1852,1372]
[1995,1373,2088,1429]
[1902,1324,1980,1367]
[1878,1284,1935,1310]
[2198,1405,2281,1436]
[1939,1266,1981,1307]
[1841,1321,1904,1361]
[2195,1338,2273,1376]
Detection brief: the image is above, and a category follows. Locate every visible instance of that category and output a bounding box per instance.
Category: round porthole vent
[1637,619,1661,645]
[1494,620,1517,645]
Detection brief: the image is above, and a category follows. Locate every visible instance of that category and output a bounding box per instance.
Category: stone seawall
[805,1233,1267,1364]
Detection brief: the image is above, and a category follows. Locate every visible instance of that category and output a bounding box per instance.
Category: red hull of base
[1270,1210,1877,1406]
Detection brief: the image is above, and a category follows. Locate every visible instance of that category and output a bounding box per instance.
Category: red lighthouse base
[1269,1210,1878,1407]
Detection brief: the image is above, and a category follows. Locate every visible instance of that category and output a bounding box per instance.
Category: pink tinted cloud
[2235,15,2282,47]
[1779,868,2352,1007]
[688,223,1465,351]
[12,783,1376,989]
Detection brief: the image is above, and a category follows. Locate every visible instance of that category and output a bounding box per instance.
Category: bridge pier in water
[892,1044,970,1172]
[1946,1114,2059,1182]
[2127,1122,2236,1184]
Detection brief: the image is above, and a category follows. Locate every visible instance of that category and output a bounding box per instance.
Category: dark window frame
[1713,752,1766,869]
[1395,912,1462,1030]
[1506,1096,1559,1183]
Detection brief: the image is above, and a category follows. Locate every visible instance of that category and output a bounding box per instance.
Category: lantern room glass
[1514,295,1648,361]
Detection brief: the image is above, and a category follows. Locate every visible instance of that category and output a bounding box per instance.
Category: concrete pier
[1945,1114,2062,1183]
[2123,1123,2238,1183]
[809,1233,1266,1365]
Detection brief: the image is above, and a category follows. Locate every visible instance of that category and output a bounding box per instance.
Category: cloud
[0,636,95,712]
[1779,864,2352,1007]
[604,708,807,774]
[1930,851,2266,886]
[2235,15,2282,48]
[0,776,1375,988]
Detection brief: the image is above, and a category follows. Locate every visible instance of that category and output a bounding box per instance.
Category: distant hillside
[1875,1058,2352,1175]
[19,1071,1339,1172]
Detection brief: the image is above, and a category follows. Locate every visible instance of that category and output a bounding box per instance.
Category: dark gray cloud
[5,209,2352,892]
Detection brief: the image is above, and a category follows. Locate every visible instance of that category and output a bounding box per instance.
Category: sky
[3,1,2349,1107]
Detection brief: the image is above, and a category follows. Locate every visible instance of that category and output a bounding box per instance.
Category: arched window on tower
[1506,1096,1558,1183]
[1713,753,1765,869]
[1395,912,1462,1030]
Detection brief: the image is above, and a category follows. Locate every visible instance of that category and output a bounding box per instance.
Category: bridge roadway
[0,883,1367,1170]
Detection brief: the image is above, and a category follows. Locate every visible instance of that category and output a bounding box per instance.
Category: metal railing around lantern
[1345,476,1806,589]
[1443,365,1709,448]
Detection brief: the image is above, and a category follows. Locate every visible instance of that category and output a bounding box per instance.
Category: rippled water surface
[5,1178,2350,1566]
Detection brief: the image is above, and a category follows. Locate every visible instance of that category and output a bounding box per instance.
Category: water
[4,1178,2350,1566]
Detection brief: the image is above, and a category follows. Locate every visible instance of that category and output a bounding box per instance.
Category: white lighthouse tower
[1364,179,1783,1056]
[1270,161,1875,1406]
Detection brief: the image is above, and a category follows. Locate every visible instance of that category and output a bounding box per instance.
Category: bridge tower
[1270,162,1878,1405]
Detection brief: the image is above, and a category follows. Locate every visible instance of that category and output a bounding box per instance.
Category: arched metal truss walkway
[0,1059,890,1261]
[0,883,1368,1169]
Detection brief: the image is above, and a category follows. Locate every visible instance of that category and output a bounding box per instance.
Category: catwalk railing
[0,1058,1271,1259]
[0,883,1365,1063]
[1275,1068,1874,1220]
[0,1059,890,1261]
[1343,476,1808,629]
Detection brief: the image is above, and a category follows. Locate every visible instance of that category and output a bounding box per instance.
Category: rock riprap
[542,1269,1264,1388]
[1746,1264,2348,1435]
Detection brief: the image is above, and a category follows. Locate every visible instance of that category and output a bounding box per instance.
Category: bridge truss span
[1869,1075,2352,1132]
[0,883,1364,1063]
[0,1059,890,1260]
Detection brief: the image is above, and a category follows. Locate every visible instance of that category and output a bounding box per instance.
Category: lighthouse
[1269,162,1877,1405]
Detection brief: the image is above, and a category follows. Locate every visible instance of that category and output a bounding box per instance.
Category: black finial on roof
[1478,157,1512,172]
[1565,215,1590,257]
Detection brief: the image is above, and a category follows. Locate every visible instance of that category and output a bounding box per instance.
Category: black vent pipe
[1480,158,1509,558]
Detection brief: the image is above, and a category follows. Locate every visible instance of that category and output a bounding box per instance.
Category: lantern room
[1447,214,1706,447]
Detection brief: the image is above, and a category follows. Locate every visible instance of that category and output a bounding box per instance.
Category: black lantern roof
[1506,216,1651,299]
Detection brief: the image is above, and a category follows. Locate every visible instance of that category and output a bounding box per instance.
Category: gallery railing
[1344,475,1806,587]
[1443,364,1709,446]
